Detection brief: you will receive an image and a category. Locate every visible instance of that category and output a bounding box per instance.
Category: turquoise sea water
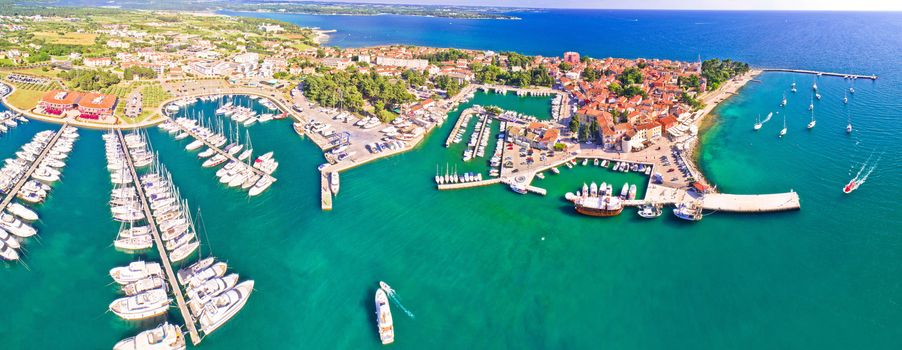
[2,10,902,350]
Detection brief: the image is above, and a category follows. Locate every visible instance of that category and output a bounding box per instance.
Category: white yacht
[330,172,340,195]
[374,288,395,345]
[198,280,255,335]
[248,176,272,196]
[176,257,216,285]
[184,262,228,289]
[187,274,240,315]
[0,228,22,249]
[110,261,163,285]
[109,288,171,320]
[122,275,167,296]
[112,322,186,350]
[0,212,37,238]
[169,241,199,263]
[0,240,19,261]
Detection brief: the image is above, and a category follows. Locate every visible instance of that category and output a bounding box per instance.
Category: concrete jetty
[115,130,202,346]
[165,116,275,181]
[437,178,501,190]
[761,68,877,80]
[321,172,332,210]
[0,124,69,211]
[643,184,800,213]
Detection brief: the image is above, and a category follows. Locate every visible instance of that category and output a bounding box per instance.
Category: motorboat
[374,288,395,345]
[7,202,38,222]
[112,322,186,350]
[673,202,703,221]
[122,275,167,296]
[197,280,255,335]
[184,262,228,289]
[110,261,163,285]
[109,288,170,320]
[637,203,663,218]
[176,257,216,285]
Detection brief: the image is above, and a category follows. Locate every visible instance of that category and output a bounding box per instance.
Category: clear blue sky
[311,0,902,11]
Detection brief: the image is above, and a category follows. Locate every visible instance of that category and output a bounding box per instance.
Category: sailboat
[807,110,816,129]
[780,93,787,107]
[812,79,818,91]
[753,114,762,130]
[790,80,797,93]
[846,114,853,133]
[779,114,787,137]
[808,97,814,111]
[842,92,848,104]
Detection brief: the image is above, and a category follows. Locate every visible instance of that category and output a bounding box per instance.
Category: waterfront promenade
[114,129,201,346]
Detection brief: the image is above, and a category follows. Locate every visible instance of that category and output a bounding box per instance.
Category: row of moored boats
[0,125,77,261]
[159,118,277,196]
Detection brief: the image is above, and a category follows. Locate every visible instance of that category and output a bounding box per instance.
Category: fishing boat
[753,114,762,130]
[330,172,340,195]
[673,202,703,221]
[637,203,663,218]
[807,110,816,129]
[198,280,255,335]
[109,288,170,320]
[112,322,186,350]
[374,288,395,345]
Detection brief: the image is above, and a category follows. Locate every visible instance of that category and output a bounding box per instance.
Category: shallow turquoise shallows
[2,10,902,350]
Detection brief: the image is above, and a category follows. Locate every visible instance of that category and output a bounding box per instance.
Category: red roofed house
[77,92,118,119]
[563,51,580,65]
[40,90,83,116]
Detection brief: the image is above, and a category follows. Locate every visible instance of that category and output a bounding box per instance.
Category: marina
[111,129,202,346]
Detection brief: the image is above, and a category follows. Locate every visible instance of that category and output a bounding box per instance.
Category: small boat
[843,92,848,104]
[122,275,167,296]
[780,94,787,107]
[109,289,170,320]
[177,257,216,285]
[550,167,560,174]
[330,172,340,195]
[843,178,860,194]
[198,280,255,335]
[112,322,186,350]
[0,240,19,261]
[7,203,38,222]
[673,202,703,221]
[637,203,663,218]
[815,93,822,100]
[753,114,762,130]
[779,114,787,137]
[807,111,816,129]
[374,288,395,345]
[509,183,528,195]
[846,115,853,133]
[110,261,163,285]
[620,183,629,198]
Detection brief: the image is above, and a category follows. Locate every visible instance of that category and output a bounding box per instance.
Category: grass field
[5,89,44,111]
[33,32,97,46]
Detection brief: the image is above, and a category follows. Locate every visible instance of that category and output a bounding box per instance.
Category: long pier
[166,117,275,181]
[437,178,501,190]
[445,108,475,147]
[642,184,800,213]
[761,68,877,80]
[0,124,68,210]
[114,129,202,346]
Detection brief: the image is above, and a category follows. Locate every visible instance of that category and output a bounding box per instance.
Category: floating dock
[761,68,877,80]
[0,124,69,210]
[115,129,202,346]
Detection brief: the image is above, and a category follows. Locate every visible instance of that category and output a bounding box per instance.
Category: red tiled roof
[78,93,117,110]
[41,90,81,105]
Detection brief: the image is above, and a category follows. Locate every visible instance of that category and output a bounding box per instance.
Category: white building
[375,57,428,70]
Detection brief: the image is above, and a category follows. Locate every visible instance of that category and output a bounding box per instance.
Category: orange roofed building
[77,92,118,119]
[39,90,82,115]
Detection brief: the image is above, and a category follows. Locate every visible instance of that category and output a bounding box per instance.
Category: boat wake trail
[761,112,773,125]
[858,154,880,184]
[387,291,415,319]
